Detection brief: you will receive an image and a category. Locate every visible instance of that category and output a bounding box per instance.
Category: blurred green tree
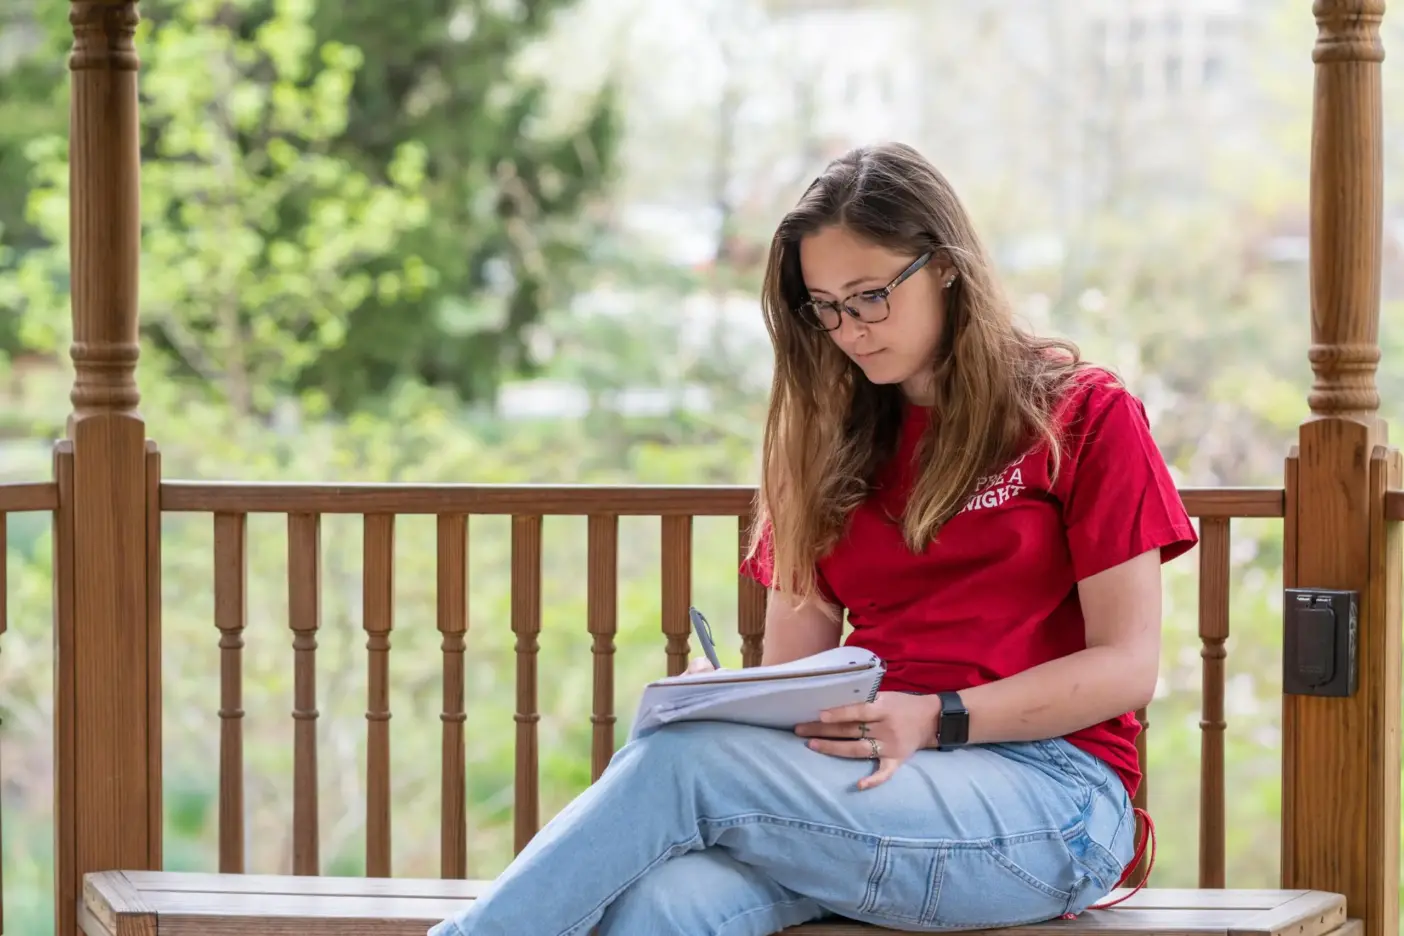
[3,0,433,417]
[0,0,619,412]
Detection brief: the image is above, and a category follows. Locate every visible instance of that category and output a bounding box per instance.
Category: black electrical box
[1282,588,1358,697]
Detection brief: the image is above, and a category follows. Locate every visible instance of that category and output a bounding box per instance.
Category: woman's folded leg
[428,721,1135,936]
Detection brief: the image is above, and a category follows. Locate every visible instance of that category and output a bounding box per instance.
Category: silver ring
[866,737,881,759]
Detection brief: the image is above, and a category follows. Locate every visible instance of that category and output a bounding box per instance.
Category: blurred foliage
[5,0,435,417]
[0,0,619,412]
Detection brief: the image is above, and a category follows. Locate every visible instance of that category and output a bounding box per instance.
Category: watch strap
[936,690,969,750]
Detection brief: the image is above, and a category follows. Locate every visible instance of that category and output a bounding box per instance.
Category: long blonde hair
[753,142,1089,603]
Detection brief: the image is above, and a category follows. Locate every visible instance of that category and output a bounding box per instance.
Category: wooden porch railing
[153,482,1280,890]
[165,482,771,873]
[0,470,1393,935]
[0,478,1293,925]
[0,479,1283,917]
[1,472,1383,934]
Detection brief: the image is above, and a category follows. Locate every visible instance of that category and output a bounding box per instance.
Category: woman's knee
[617,722,791,779]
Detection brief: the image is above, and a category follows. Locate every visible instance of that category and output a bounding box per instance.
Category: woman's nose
[833,314,868,343]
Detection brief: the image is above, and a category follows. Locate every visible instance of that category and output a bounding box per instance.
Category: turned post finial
[1306,0,1385,421]
[1312,0,1386,64]
[67,0,142,422]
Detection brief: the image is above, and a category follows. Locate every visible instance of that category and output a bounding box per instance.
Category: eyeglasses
[796,251,934,332]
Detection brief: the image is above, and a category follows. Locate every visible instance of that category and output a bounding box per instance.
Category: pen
[688,606,723,670]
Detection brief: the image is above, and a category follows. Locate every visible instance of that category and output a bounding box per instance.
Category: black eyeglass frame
[796,250,935,332]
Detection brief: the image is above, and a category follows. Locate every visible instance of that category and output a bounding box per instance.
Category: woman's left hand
[794,692,944,790]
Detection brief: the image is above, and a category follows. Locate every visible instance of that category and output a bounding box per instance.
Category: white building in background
[758,0,925,152]
[1074,0,1268,205]
[753,0,1265,222]
[1087,0,1249,107]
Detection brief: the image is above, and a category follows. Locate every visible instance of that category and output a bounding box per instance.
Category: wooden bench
[80,870,1358,936]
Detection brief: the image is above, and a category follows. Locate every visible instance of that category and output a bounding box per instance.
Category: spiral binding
[865,660,887,702]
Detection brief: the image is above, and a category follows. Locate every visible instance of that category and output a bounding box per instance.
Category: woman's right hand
[684,658,717,676]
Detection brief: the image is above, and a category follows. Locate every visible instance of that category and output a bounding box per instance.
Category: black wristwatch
[935,690,969,751]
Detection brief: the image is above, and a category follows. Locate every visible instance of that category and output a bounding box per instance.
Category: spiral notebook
[628,646,886,741]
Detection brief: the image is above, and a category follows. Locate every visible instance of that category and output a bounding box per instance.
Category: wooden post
[1282,6,1400,936]
[54,2,160,936]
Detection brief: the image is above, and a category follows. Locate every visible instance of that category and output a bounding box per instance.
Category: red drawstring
[1062,807,1156,918]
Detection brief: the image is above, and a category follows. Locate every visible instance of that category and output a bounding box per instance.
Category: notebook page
[641,666,872,710]
[647,646,880,687]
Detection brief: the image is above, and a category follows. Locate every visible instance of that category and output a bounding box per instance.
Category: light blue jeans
[429,722,1135,935]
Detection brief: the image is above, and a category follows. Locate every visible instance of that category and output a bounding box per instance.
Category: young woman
[429,142,1197,936]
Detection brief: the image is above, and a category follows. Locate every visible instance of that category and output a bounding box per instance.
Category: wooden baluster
[511,515,542,854]
[1198,518,1230,888]
[0,512,6,637]
[363,514,394,877]
[213,513,247,873]
[1132,706,1149,884]
[1133,706,1149,814]
[287,512,321,875]
[738,509,765,668]
[436,515,468,879]
[0,512,6,634]
[661,516,692,676]
[0,511,6,933]
[587,515,618,781]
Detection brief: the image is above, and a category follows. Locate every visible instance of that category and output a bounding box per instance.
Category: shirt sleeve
[1056,386,1199,581]
[739,518,842,606]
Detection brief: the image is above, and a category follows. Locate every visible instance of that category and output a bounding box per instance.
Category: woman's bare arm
[761,589,843,665]
[952,548,1162,743]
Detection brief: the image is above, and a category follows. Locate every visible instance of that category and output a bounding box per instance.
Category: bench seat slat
[80,870,1350,936]
[784,921,1364,936]
[119,869,491,899]
[108,871,1308,910]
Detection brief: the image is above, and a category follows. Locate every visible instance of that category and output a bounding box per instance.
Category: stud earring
[944,275,957,289]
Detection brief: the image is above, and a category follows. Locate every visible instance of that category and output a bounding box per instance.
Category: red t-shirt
[741,368,1197,796]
